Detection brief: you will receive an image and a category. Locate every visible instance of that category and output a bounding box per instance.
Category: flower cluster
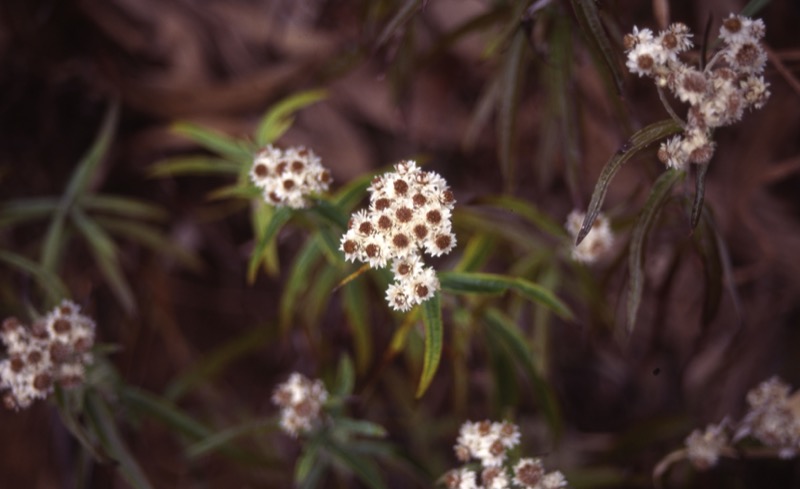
[735,376,800,456]
[340,161,456,312]
[250,145,332,209]
[271,372,328,437]
[678,377,800,472]
[565,210,614,263]
[444,420,567,489]
[624,14,770,170]
[0,300,96,410]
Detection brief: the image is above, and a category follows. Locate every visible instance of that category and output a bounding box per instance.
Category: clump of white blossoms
[685,421,731,470]
[735,376,800,457]
[340,161,456,312]
[250,145,332,209]
[271,372,329,437]
[0,300,96,411]
[443,420,568,489]
[565,210,614,263]
[624,14,770,170]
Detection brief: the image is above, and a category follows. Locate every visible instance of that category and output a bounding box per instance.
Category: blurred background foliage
[1,0,800,487]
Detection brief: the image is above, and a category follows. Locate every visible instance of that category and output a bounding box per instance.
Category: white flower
[719,14,766,45]
[0,301,96,411]
[565,210,614,263]
[444,468,479,489]
[341,161,456,311]
[685,422,729,470]
[250,145,331,209]
[272,373,328,437]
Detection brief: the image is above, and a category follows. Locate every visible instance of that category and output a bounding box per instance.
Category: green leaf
[247,206,292,284]
[343,280,373,374]
[692,209,724,325]
[309,200,350,229]
[255,89,328,146]
[627,169,683,333]
[375,0,422,48]
[416,292,443,398]
[0,198,59,228]
[84,391,153,489]
[571,0,624,94]
[71,209,135,314]
[690,162,710,230]
[439,271,574,319]
[208,183,261,201]
[0,250,69,305]
[148,156,243,177]
[324,439,388,489]
[171,122,253,163]
[41,99,120,271]
[81,195,167,221]
[187,417,278,459]
[296,441,324,489]
[741,0,772,17]
[334,354,356,397]
[280,240,322,332]
[53,386,110,463]
[336,418,388,438]
[484,308,563,435]
[577,119,682,245]
[497,29,527,191]
[121,387,209,440]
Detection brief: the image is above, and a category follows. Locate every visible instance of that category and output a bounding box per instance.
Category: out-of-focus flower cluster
[624,14,770,170]
[681,377,800,472]
[0,300,95,410]
[250,145,332,209]
[565,210,614,263]
[340,161,456,312]
[271,372,328,437]
[444,420,567,489]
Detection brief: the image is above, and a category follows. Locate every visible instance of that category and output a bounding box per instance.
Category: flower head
[250,145,332,209]
[685,422,730,470]
[0,300,96,410]
[272,372,328,437]
[565,210,614,263]
[340,161,456,311]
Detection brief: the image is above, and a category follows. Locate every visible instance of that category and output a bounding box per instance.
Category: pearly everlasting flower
[444,468,479,489]
[685,422,730,470]
[271,372,328,437]
[446,420,568,489]
[250,145,332,209]
[735,376,800,454]
[624,15,770,170]
[0,300,96,410]
[565,210,614,263]
[340,161,456,312]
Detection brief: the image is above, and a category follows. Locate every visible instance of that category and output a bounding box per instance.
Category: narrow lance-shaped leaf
[343,280,373,374]
[375,0,422,48]
[171,122,253,163]
[248,206,292,284]
[0,250,68,305]
[627,169,683,333]
[84,391,154,489]
[439,271,573,319]
[484,308,563,436]
[71,208,136,314]
[41,100,120,271]
[148,156,242,177]
[187,418,278,459]
[81,195,167,221]
[571,0,624,94]
[577,119,682,245]
[0,198,59,228]
[255,89,328,146]
[416,292,443,398]
[323,439,388,489]
[280,240,322,332]
[497,29,527,192]
[691,162,710,230]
